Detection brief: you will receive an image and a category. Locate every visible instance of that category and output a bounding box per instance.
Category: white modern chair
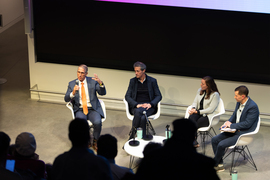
[223,117,260,174]
[185,98,225,154]
[123,99,161,136]
[66,99,106,127]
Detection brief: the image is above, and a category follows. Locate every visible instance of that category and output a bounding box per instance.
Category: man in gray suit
[64,64,106,149]
[211,85,259,172]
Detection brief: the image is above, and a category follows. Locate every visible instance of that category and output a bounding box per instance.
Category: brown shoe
[214,164,225,172]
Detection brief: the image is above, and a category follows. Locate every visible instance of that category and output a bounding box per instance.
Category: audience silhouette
[142,142,162,157]
[8,132,46,180]
[0,131,22,180]
[51,118,112,180]
[1,117,224,180]
[97,134,134,180]
[135,118,220,180]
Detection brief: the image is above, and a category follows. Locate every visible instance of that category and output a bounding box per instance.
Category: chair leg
[224,145,257,174]
[197,131,211,155]
[202,132,206,155]
[230,148,236,174]
[242,146,257,170]
[210,127,217,136]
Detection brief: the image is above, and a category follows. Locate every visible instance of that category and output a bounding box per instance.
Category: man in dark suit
[125,61,162,139]
[211,85,259,172]
[64,64,106,149]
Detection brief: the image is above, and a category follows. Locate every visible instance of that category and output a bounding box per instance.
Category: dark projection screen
[32,0,270,84]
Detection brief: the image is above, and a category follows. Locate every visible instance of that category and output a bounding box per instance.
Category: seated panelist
[188,76,220,147]
[211,86,259,172]
[64,64,106,150]
[125,61,162,139]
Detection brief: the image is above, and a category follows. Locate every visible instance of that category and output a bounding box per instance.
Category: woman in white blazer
[188,76,220,147]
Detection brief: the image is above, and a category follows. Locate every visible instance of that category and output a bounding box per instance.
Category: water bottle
[137,127,143,139]
[231,170,237,180]
[165,125,171,139]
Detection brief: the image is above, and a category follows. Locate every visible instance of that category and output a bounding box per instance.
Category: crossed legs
[131,107,155,138]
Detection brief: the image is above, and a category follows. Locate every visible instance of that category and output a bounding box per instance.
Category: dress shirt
[236,98,249,123]
[70,78,92,108]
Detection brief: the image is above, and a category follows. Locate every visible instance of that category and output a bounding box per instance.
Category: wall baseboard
[0,15,24,34]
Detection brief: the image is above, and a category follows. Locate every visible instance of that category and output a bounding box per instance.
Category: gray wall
[0,0,24,33]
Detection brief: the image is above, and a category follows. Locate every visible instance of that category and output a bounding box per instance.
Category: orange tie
[81,82,88,115]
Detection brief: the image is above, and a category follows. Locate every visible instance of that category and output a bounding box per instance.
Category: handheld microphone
[143,111,149,122]
[143,111,148,123]
[75,80,79,93]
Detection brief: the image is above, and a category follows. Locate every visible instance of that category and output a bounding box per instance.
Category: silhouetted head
[171,118,197,145]
[97,134,117,160]
[15,132,36,157]
[69,118,90,147]
[143,142,162,157]
[0,132,10,157]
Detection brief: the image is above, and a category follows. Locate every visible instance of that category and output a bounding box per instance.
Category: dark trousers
[189,114,209,129]
[75,108,102,140]
[211,132,239,166]
[189,114,209,139]
[131,107,155,138]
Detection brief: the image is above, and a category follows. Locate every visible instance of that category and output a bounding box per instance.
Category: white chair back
[66,101,75,119]
[185,106,193,119]
[99,99,106,122]
[229,117,260,149]
[210,98,225,127]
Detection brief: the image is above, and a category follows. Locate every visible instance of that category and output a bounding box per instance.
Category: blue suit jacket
[125,74,162,110]
[229,98,259,135]
[64,77,106,118]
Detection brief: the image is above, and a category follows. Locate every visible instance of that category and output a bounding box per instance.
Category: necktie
[81,82,88,115]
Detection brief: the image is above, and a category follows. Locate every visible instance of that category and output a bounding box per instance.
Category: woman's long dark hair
[200,76,220,99]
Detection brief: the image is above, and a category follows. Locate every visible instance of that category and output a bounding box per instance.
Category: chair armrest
[185,106,193,119]
[66,101,75,119]
[123,99,134,120]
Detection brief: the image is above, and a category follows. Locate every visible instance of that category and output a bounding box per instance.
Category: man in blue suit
[125,61,162,139]
[211,85,259,172]
[64,64,106,150]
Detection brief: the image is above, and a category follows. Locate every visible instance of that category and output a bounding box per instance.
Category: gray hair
[78,64,88,73]
[133,61,146,71]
